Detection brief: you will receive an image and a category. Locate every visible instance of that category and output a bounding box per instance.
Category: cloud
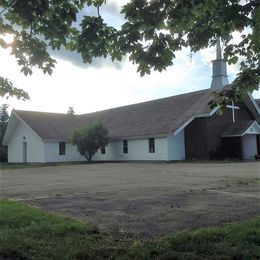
[74,1,126,29]
[1,43,212,115]
[99,1,127,28]
[2,12,259,115]
[49,1,128,70]
[51,47,124,70]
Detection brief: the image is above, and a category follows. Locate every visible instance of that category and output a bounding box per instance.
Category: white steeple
[210,37,229,89]
[216,36,222,59]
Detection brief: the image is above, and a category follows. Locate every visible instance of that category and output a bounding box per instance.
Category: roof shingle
[221,120,256,137]
[15,89,214,140]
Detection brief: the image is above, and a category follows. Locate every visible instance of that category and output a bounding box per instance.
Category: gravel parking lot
[1,162,259,238]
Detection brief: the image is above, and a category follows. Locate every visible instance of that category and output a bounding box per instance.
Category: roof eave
[10,110,43,141]
[247,92,260,115]
[222,120,260,137]
[2,110,18,145]
[221,134,242,138]
[173,106,220,136]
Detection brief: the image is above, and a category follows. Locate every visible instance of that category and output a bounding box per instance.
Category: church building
[3,40,260,163]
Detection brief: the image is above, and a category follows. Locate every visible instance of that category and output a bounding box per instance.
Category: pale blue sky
[1,0,259,114]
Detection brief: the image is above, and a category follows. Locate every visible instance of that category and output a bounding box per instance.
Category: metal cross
[226,101,239,123]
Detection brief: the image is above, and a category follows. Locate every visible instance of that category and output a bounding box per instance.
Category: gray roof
[221,120,256,137]
[14,89,215,140]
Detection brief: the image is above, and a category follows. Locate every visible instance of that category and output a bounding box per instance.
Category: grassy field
[0,163,43,170]
[0,159,244,170]
[0,199,259,260]
[0,162,87,170]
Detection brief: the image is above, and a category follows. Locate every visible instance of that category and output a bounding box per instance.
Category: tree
[71,123,108,161]
[67,106,75,115]
[0,0,259,104]
[0,104,9,161]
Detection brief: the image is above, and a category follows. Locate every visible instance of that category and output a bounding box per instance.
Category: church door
[242,135,257,160]
[23,142,27,163]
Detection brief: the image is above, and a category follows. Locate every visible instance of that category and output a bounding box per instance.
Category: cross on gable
[226,101,239,123]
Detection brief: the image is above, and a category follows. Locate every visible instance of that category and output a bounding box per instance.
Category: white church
[3,40,260,163]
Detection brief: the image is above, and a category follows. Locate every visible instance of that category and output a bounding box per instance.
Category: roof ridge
[13,89,211,117]
[9,88,216,141]
[167,90,213,134]
[79,88,210,117]
[14,110,75,116]
[180,89,212,116]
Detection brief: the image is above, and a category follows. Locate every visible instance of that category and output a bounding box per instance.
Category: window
[149,138,155,153]
[101,145,106,154]
[59,142,66,155]
[123,140,128,154]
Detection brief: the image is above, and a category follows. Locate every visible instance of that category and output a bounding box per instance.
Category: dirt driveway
[1,162,259,238]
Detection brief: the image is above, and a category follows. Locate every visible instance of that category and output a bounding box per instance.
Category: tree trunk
[84,152,93,162]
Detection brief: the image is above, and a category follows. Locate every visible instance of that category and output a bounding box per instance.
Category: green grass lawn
[0,200,259,260]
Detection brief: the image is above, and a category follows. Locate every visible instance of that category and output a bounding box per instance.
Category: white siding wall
[242,135,258,160]
[120,137,168,161]
[45,138,168,162]
[8,128,183,163]
[93,141,122,161]
[94,136,184,161]
[167,130,186,161]
[8,121,45,163]
[45,142,85,162]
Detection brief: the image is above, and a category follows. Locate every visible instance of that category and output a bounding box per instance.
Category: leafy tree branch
[0,77,29,100]
[0,0,259,103]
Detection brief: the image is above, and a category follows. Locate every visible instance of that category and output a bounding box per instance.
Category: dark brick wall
[206,102,254,159]
[257,136,260,154]
[184,118,207,160]
[185,102,255,160]
[221,137,242,159]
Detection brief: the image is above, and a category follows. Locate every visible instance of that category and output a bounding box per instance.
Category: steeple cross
[226,101,239,123]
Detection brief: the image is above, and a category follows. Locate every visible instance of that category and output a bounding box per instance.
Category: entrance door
[242,135,257,160]
[23,142,27,163]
